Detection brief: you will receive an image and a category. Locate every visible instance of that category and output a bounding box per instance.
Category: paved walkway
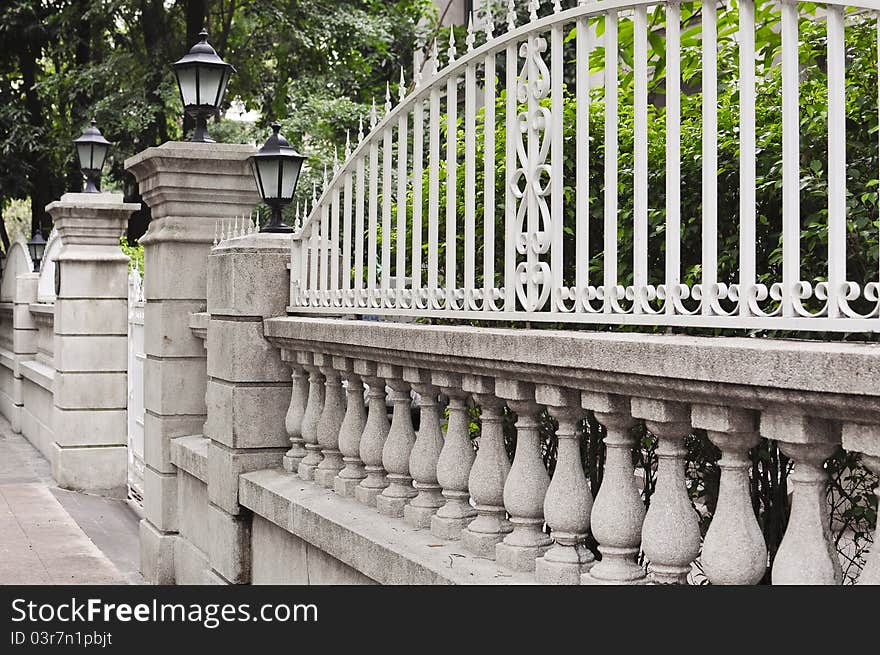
[0,415,143,584]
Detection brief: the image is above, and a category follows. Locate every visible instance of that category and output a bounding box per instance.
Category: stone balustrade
[255,316,880,585]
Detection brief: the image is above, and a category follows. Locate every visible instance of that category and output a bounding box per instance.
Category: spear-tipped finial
[384,81,392,112]
[233,214,240,238]
[507,0,517,31]
[483,9,495,39]
[213,220,219,246]
[429,39,440,75]
[466,14,476,52]
[553,0,562,12]
[322,165,328,191]
[333,148,339,175]
[414,57,423,87]
[529,0,539,22]
[398,66,407,102]
[447,27,457,63]
[345,130,351,158]
[358,115,364,142]
[370,98,377,129]
[312,181,317,204]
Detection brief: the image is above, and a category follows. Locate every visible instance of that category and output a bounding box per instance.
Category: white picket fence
[289,0,880,332]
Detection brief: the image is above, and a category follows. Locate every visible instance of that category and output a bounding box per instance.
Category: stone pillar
[204,232,291,584]
[11,272,38,434]
[125,142,258,584]
[47,193,138,497]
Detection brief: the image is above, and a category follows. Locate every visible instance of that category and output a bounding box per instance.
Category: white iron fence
[127,267,146,505]
[289,0,880,332]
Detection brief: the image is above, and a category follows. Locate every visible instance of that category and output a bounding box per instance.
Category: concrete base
[535,548,594,585]
[314,466,341,489]
[282,454,303,473]
[376,493,410,518]
[403,503,440,529]
[298,461,317,481]
[461,527,507,559]
[51,443,127,498]
[333,475,364,497]
[430,513,473,541]
[353,484,383,507]
[174,535,211,585]
[495,541,550,573]
[140,519,176,584]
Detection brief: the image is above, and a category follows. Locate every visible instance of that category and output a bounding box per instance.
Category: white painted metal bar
[665,1,681,313]
[320,200,330,294]
[342,167,353,296]
[308,219,319,302]
[428,84,441,297]
[701,0,718,315]
[576,14,591,304]
[464,59,478,302]
[330,184,340,293]
[550,20,564,311]
[505,41,518,311]
[354,154,366,295]
[446,73,459,303]
[738,0,757,316]
[381,121,393,293]
[483,48,497,308]
[603,10,619,313]
[633,6,648,310]
[396,97,408,299]
[412,90,425,294]
[368,128,380,294]
[827,6,846,318]
[781,0,799,318]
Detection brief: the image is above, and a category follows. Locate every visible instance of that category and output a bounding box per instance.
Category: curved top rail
[298,0,880,236]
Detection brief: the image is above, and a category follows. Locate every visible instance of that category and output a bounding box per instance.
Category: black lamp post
[27,230,46,273]
[172,29,235,143]
[73,119,111,193]
[248,122,306,233]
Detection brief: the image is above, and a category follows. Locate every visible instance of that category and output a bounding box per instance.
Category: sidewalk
[0,416,143,584]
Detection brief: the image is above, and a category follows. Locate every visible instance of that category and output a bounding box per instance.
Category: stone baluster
[842,423,880,585]
[632,398,700,585]
[297,351,325,480]
[354,360,390,506]
[334,357,367,496]
[461,375,511,557]
[403,369,445,528]
[376,364,418,517]
[494,379,551,572]
[693,405,767,585]
[582,392,646,584]
[535,385,594,584]
[314,353,346,488]
[282,352,310,474]
[430,371,477,540]
[763,411,842,584]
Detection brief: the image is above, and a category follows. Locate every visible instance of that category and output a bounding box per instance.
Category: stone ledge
[0,346,14,371]
[20,359,55,391]
[239,469,536,585]
[188,311,210,341]
[264,317,880,422]
[171,435,209,483]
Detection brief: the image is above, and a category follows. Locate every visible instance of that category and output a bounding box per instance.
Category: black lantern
[27,230,46,273]
[73,119,110,193]
[248,122,306,233]
[172,29,235,143]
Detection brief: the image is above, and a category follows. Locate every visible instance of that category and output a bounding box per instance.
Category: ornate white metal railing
[289,0,880,331]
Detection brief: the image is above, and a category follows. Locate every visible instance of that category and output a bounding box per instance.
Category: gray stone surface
[240,469,536,585]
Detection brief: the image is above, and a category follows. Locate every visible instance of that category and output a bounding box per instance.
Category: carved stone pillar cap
[631,397,690,424]
[841,422,880,458]
[534,384,580,409]
[760,411,840,445]
[46,193,139,247]
[691,404,757,434]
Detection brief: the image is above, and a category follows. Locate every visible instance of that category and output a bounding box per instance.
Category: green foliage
[119,234,143,273]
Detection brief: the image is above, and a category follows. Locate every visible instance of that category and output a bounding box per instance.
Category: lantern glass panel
[257,159,281,199]
[280,159,303,200]
[176,65,198,106]
[91,143,108,170]
[198,66,224,107]
[77,143,94,170]
[251,166,265,199]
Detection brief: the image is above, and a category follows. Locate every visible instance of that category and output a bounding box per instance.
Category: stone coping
[20,359,54,391]
[264,317,880,422]
[28,303,54,316]
[0,347,13,371]
[170,435,209,483]
[188,312,210,341]
[124,141,256,171]
[239,469,536,586]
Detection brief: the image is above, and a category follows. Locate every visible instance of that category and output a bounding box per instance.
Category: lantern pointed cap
[254,121,303,158]
[173,27,235,71]
[74,118,110,146]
